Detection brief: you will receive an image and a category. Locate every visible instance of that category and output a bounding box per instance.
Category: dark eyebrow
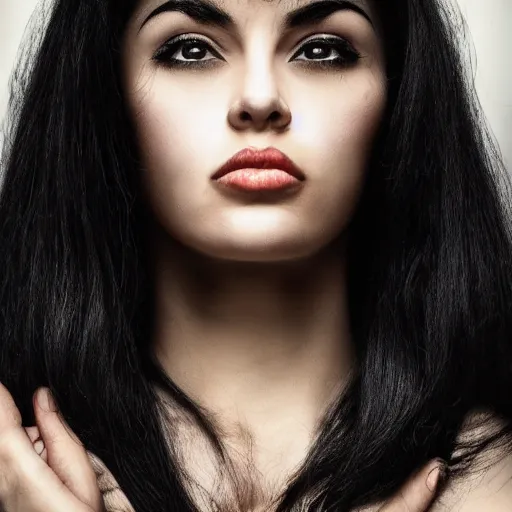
[285,0,372,28]
[138,0,373,34]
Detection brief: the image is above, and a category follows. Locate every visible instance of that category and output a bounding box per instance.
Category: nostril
[269,111,280,122]
[240,111,280,123]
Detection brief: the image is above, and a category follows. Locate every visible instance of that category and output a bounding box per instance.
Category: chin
[158,209,349,263]
[182,230,341,263]
[197,247,315,263]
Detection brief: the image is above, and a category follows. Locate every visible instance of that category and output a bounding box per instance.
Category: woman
[0,0,511,510]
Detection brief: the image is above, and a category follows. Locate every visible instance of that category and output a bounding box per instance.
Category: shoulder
[430,409,512,512]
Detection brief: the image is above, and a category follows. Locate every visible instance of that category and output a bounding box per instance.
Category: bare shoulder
[430,409,512,512]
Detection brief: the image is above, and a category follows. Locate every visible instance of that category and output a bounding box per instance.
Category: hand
[0,382,133,511]
[1,381,445,512]
[376,458,446,512]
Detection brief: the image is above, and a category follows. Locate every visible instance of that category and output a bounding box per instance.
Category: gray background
[0,0,511,167]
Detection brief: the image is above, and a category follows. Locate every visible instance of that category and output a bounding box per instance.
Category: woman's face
[122,0,386,262]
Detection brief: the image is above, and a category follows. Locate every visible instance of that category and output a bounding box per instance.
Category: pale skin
[122,0,385,505]
[122,0,512,508]
[0,0,511,510]
[0,382,442,511]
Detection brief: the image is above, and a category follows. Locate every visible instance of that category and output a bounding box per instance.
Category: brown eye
[291,37,361,68]
[153,34,361,71]
[153,36,223,69]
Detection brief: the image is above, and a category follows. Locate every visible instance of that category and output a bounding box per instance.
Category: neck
[150,226,356,442]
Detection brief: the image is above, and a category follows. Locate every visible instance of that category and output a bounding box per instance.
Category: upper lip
[211,147,305,181]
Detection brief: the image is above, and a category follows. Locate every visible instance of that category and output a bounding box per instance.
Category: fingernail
[426,460,446,492]
[37,388,57,412]
[33,439,45,455]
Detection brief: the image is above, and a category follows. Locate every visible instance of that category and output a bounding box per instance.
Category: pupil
[183,44,207,59]
[305,45,329,59]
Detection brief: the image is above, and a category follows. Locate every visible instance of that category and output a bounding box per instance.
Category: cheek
[124,64,387,259]
[126,79,229,218]
[294,73,386,162]
[130,82,220,173]
[294,74,386,227]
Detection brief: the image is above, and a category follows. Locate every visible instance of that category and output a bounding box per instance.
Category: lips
[211,147,305,181]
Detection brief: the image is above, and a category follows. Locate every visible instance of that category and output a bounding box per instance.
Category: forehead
[133,0,373,17]
[129,0,379,38]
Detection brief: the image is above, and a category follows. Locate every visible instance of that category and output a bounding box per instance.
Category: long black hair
[1,0,511,510]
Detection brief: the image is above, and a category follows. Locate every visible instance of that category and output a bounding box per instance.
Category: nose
[227,62,292,132]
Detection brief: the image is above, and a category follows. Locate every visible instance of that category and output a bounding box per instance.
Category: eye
[153,35,223,69]
[290,36,361,68]
[153,34,361,70]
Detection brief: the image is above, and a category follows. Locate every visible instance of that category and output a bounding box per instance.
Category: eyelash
[153,34,361,70]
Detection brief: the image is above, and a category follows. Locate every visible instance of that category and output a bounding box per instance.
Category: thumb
[378,459,447,512]
[33,387,103,511]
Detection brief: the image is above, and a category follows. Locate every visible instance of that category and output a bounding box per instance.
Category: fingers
[0,382,84,512]
[0,382,22,431]
[24,424,134,512]
[378,459,446,512]
[24,389,133,512]
[33,387,102,511]
[25,426,40,444]
[25,425,48,462]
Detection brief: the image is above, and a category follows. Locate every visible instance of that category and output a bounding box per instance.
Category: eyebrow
[138,0,373,33]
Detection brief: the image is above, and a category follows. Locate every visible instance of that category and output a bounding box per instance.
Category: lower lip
[215,168,301,191]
